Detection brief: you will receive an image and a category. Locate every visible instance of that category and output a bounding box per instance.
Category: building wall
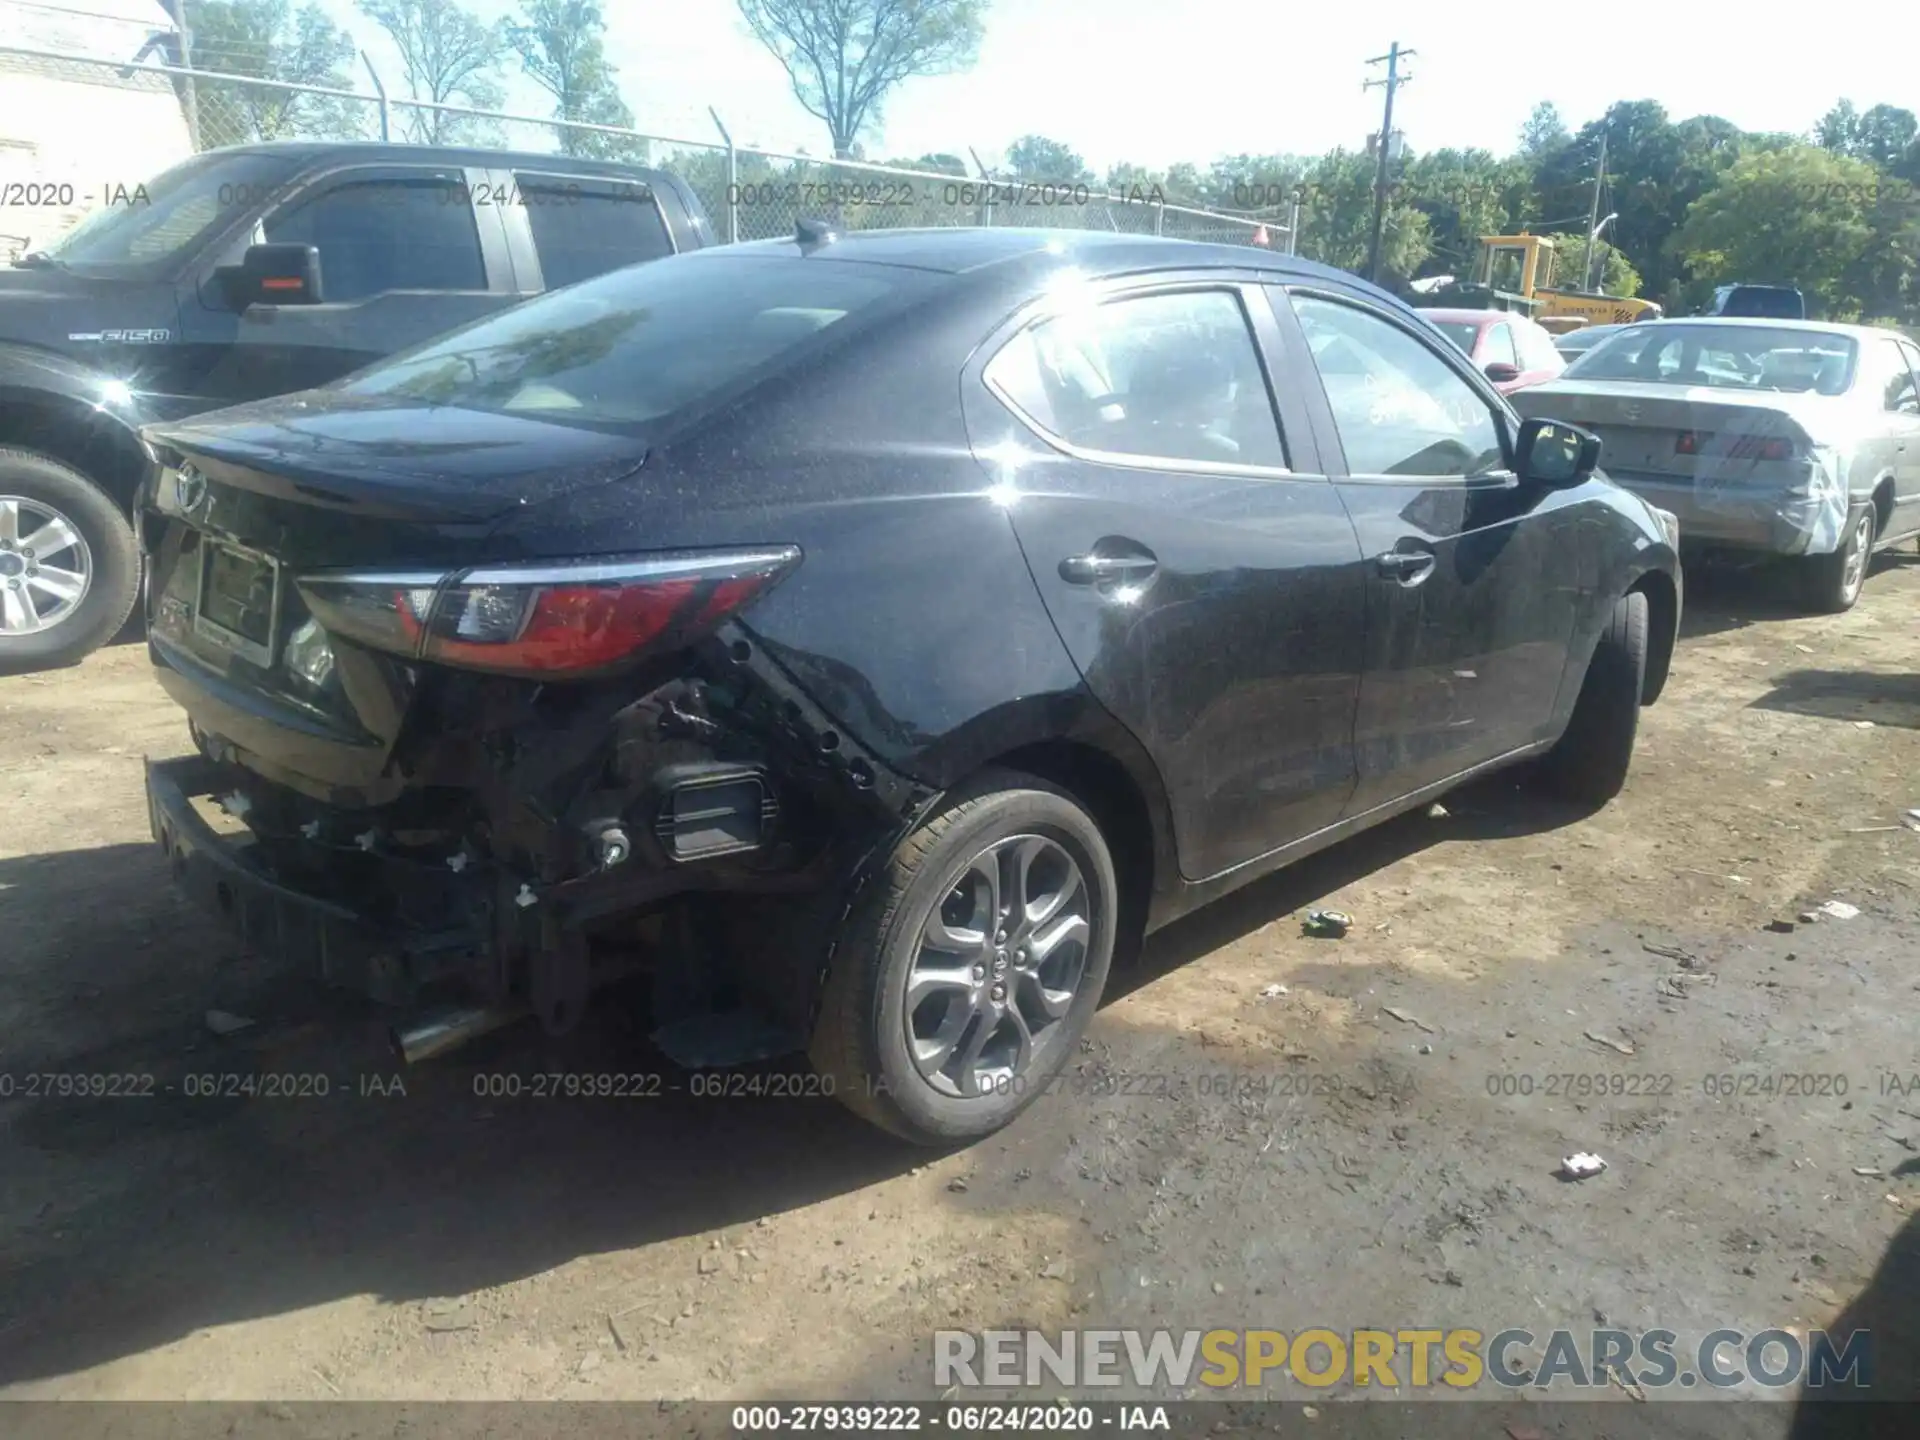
[0,1,194,259]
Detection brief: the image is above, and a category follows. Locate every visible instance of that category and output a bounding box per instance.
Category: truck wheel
[0,448,140,672]
[811,769,1117,1146]
[1799,504,1874,614]
[1537,590,1648,809]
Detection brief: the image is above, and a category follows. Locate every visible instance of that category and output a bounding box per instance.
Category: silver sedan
[1511,318,1920,611]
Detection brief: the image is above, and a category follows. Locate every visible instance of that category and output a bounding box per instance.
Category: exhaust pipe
[390,1004,526,1066]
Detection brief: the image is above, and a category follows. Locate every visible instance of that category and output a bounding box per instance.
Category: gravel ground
[1,552,1916,1437]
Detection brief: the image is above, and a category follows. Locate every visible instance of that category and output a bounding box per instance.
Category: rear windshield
[1557,326,1618,353]
[1715,287,1804,318]
[337,253,913,426]
[1431,321,1481,355]
[1563,324,1857,395]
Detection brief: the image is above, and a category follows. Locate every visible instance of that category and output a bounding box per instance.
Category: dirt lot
[1,553,1917,1429]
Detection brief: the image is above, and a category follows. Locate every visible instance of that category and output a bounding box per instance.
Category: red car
[1423,308,1567,394]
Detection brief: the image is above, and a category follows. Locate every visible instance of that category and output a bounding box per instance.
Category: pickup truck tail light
[298,548,801,677]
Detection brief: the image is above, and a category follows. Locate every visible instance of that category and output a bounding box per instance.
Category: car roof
[1639,316,1877,339]
[208,140,677,179]
[705,225,1385,287]
[1419,308,1514,326]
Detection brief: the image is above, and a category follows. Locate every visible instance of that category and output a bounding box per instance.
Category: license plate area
[193,537,283,668]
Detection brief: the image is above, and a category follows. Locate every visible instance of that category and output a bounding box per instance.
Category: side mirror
[1516,417,1600,488]
[218,243,323,309]
[1483,361,1522,384]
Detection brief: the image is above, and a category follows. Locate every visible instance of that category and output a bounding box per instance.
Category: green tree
[1816,100,1919,169]
[1402,148,1527,277]
[1002,135,1091,184]
[358,0,507,144]
[1518,101,1569,158]
[902,151,969,176]
[736,0,986,159]
[182,0,363,142]
[1201,154,1311,212]
[1544,233,1641,295]
[509,0,642,160]
[1294,149,1430,278]
[1675,146,1884,317]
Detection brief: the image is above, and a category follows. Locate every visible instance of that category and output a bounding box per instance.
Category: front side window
[264,176,486,302]
[984,288,1287,469]
[1290,293,1505,478]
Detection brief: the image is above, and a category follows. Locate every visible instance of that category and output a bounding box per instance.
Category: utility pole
[1583,129,1608,292]
[161,0,200,151]
[1363,41,1413,284]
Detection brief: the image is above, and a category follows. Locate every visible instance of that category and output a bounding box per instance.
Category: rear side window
[1716,286,1804,318]
[338,254,905,427]
[517,174,674,288]
[264,176,486,301]
[1870,340,1920,414]
[1481,323,1518,367]
[984,289,1287,469]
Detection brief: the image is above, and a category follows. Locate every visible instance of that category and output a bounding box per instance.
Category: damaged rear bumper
[145,754,483,1006]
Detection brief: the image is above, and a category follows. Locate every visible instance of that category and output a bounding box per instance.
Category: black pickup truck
[0,141,717,668]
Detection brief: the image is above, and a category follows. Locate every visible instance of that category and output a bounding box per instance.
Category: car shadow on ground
[1114,769,1590,997]
[1748,669,1920,731]
[1678,559,1818,640]
[1788,1211,1920,1434]
[1677,551,1917,642]
[0,774,1587,1390]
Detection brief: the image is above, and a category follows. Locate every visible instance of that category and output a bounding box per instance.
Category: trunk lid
[1512,380,1823,481]
[140,395,651,799]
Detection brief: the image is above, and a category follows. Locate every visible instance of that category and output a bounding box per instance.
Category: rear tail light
[297,548,800,677]
[1674,431,1795,461]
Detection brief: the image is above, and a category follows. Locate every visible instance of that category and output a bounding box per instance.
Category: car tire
[1799,504,1875,614]
[1537,589,1648,808]
[0,448,140,673]
[811,768,1118,1146]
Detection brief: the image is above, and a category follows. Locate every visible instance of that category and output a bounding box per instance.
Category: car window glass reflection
[986,289,1287,469]
[1291,294,1505,477]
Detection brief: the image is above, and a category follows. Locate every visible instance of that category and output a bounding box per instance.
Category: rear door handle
[1060,551,1158,586]
[1376,549,1437,584]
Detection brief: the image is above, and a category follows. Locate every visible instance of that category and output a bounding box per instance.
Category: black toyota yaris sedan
[137,226,1680,1144]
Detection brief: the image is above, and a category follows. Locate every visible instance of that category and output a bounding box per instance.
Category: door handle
[1060,551,1158,586]
[1376,549,1437,584]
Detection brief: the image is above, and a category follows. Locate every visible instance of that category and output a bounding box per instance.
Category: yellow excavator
[1412,233,1663,331]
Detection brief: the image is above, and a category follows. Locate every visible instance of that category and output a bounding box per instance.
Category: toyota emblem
[174,464,207,512]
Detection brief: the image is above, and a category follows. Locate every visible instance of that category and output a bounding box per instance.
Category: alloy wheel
[905,833,1093,1099]
[1841,510,1873,604]
[0,495,93,635]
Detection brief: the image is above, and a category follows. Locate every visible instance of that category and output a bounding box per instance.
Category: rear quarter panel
[490,279,1095,791]
[1546,478,1680,728]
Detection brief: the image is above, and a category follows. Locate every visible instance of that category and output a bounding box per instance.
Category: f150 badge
[68,329,170,343]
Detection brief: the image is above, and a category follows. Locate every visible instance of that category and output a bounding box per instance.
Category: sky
[282,1,1914,172]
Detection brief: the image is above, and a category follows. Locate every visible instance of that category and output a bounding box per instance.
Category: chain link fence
[0,43,1293,257]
